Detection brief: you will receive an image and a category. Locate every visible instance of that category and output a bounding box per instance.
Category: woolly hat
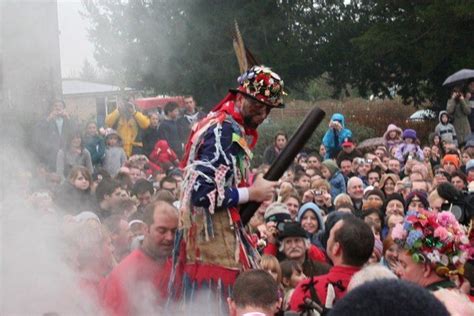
[442,154,460,169]
[465,139,474,149]
[364,188,386,201]
[466,159,474,172]
[405,191,429,211]
[321,159,339,176]
[328,279,449,316]
[402,129,417,140]
[296,202,325,232]
[264,202,291,222]
[278,222,308,241]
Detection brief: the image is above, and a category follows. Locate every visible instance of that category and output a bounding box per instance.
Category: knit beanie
[296,202,325,232]
[264,202,291,222]
[467,159,474,172]
[442,154,460,169]
[402,129,417,140]
[405,191,429,211]
[322,159,339,176]
[328,279,449,316]
[364,188,386,201]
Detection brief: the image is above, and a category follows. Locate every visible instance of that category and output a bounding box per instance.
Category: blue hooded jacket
[297,202,325,245]
[322,113,352,160]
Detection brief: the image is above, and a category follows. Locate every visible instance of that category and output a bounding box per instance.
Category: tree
[79,58,98,81]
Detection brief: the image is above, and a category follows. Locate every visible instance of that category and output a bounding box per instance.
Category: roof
[62,79,136,96]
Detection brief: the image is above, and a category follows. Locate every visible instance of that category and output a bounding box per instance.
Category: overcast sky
[57,0,95,78]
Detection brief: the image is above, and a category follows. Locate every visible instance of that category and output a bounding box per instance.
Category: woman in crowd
[56,131,93,180]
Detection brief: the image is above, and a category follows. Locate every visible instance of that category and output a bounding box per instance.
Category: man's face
[367,172,380,186]
[385,200,404,217]
[388,160,401,174]
[407,196,425,212]
[443,162,457,175]
[342,144,354,153]
[137,191,152,206]
[144,211,178,260]
[285,197,300,220]
[105,187,123,210]
[374,149,385,160]
[162,181,177,198]
[184,97,196,113]
[296,175,311,191]
[429,197,445,213]
[358,162,371,176]
[169,108,180,120]
[307,156,320,169]
[348,179,364,200]
[340,160,352,176]
[239,94,271,129]
[398,250,426,285]
[282,237,306,261]
[451,176,465,191]
[326,220,343,263]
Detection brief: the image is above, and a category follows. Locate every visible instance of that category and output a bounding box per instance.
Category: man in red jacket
[102,201,178,316]
[289,216,374,313]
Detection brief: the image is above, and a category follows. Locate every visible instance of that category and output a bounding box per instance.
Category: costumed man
[172,66,284,307]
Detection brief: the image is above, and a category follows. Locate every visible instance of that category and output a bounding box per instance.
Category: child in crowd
[382,124,403,151]
[320,159,346,200]
[280,259,306,311]
[103,128,127,177]
[259,255,283,312]
[394,129,424,164]
[149,139,180,172]
[57,132,93,179]
[83,121,106,169]
[435,111,458,147]
[55,166,94,215]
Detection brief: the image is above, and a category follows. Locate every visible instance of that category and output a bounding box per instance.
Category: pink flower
[434,226,449,242]
[391,223,407,241]
[437,211,456,227]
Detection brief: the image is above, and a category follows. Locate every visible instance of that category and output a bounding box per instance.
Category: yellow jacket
[105,109,150,157]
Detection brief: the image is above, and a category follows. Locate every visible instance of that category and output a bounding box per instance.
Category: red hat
[442,154,460,168]
[342,137,354,147]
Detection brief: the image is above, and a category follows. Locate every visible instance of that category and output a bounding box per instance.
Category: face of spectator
[364,213,382,234]
[340,160,352,176]
[409,172,423,182]
[320,166,331,180]
[384,244,398,266]
[239,95,271,129]
[301,211,319,234]
[348,179,364,200]
[423,147,431,159]
[385,200,404,218]
[114,219,132,254]
[290,268,306,288]
[71,136,82,149]
[367,172,380,186]
[383,179,395,196]
[407,196,425,212]
[129,168,143,184]
[319,145,326,157]
[451,176,465,191]
[366,194,383,206]
[443,161,458,175]
[296,175,311,191]
[144,211,178,260]
[284,197,300,220]
[307,156,320,169]
[342,144,354,153]
[461,153,471,165]
[358,162,371,176]
[374,149,385,160]
[388,160,401,174]
[107,135,119,147]
[168,108,180,120]
[149,114,159,127]
[137,191,152,206]
[398,250,426,285]
[72,172,90,191]
[282,237,306,261]
[161,181,177,198]
[275,135,287,150]
[106,187,123,210]
[429,197,444,213]
[184,97,196,113]
[86,123,98,136]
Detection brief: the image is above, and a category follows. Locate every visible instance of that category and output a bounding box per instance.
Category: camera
[367,159,373,164]
[313,190,322,196]
[437,182,474,226]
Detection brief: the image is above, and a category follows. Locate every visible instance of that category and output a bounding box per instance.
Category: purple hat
[402,129,417,140]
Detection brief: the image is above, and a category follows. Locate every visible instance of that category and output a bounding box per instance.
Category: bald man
[347,177,364,217]
[103,201,178,315]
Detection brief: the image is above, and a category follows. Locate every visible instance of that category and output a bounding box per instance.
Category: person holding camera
[105,96,150,157]
[322,113,352,160]
[447,87,471,146]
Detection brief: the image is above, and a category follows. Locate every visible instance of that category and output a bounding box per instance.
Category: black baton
[240,107,326,225]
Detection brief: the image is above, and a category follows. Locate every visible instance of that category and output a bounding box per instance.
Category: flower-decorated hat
[392,209,471,277]
[231,65,286,108]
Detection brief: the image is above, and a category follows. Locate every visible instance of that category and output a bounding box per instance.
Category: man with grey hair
[347,264,397,291]
[347,177,364,217]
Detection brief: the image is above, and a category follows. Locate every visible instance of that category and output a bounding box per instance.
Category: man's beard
[243,114,258,129]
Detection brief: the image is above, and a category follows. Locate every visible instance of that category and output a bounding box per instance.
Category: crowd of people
[21,68,474,315]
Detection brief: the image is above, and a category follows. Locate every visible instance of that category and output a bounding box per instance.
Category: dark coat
[142,126,161,156]
[157,119,182,158]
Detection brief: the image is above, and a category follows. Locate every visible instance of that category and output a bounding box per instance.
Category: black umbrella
[442,69,474,87]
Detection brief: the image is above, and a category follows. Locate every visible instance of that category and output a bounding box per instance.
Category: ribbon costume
[170,66,285,303]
